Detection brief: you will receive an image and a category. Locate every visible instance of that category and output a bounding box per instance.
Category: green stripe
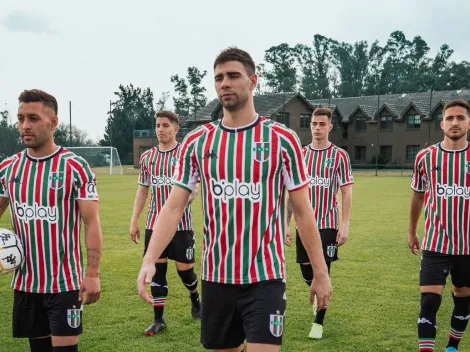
[42,160,52,291]
[225,132,236,279]
[243,128,253,281]
[58,158,66,291]
[211,128,222,281]
[27,161,39,292]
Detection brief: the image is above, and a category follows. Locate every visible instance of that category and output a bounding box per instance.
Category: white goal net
[65,147,123,175]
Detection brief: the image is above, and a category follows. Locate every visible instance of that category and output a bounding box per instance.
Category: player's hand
[408,232,420,255]
[285,226,292,246]
[336,225,349,246]
[310,271,332,311]
[79,275,101,305]
[130,221,140,244]
[137,260,155,304]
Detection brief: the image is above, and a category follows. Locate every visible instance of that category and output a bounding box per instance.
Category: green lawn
[0,175,464,351]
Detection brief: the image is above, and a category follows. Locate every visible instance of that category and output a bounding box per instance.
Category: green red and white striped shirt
[411,142,470,255]
[0,147,98,293]
[303,143,354,229]
[173,115,309,284]
[138,145,193,231]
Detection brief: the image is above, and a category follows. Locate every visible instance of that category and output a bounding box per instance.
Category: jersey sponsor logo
[253,142,270,162]
[67,307,81,328]
[49,172,64,189]
[309,176,330,188]
[436,183,470,198]
[211,178,261,203]
[14,201,58,223]
[269,313,284,337]
[151,175,172,187]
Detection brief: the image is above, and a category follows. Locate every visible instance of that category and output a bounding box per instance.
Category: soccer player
[409,99,470,352]
[137,47,331,352]
[285,107,353,339]
[129,110,201,335]
[0,89,102,352]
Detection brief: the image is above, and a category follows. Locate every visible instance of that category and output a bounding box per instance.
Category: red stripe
[452,153,459,253]
[235,131,243,282]
[62,162,72,291]
[315,149,321,226]
[202,129,216,280]
[217,131,228,281]
[441,151,449,253]
[463,149,470,254]
[250,124,261,281]
[21,159,33,291]
[148,148,158,229]
[50,156,59,292]
[34,161,45,292]
[10,157,24,290]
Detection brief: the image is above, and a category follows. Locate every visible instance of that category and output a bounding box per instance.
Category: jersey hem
[287,180,309,192]
[11,284,81,294]
[411,186,426,193]
[339,181,354,187]
[201,274,285,284]
[172,182,192,193]
[138,182,150,187]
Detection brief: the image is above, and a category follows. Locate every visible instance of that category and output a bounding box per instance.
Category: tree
[171,67,208,117]
[100,83,155,165]
[294,44,317,99]
[155,91,170,112]
[54,123,94,147]
[255,63,267,95]
[264,43,298,93]
[0,110,21,160]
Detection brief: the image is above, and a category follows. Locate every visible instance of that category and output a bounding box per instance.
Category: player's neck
[311,138,330,150]
[221,103,257,128]
[158,141,177,151]
[441,137,468,151]
[27,140,59,158]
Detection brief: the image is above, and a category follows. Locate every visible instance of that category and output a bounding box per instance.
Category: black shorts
[296,228,338,263]
[420,250,470,287]
[201,279,286,349]
[144,229,195,263]
[13,290,82,338]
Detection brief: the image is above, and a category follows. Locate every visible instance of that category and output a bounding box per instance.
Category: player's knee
[153,262,168,285]
[177,267,198,291]
[29,336,52,352]
[299,264,313,286]
[420,292,442,317]
[452,293,470,313]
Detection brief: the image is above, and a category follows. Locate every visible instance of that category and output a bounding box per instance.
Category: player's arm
[137,186,191,303]
[0,197,9,219]
[284,190,293,245]
[408,191,425,255]
[337,184,352,246]
[289,185,331,310]
[187,181,199,206]
[130,185,149,244]
[78,200,102,304]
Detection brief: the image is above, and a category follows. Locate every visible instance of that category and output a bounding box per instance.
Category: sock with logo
[177,267,199,300]
[447,294,470,349]
[151,262,168,321]
[418,292,441,351]
[29,337,52,352]
[314,262,331,325]
[52,345,78,352]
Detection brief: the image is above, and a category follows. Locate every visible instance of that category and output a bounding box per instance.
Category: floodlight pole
[428,89,433,146]
[375,94,380,176]
[69,101,72,147]
[110,147,113,175]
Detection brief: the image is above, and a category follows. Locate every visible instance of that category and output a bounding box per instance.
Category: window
[331,116,337,132]
[406,145,420,161]
[407,114,421,130]
[355,117,367,131]
[355,146,366,161]
[379,146,392,162]
[380,115,393,132]
[300,113,311,129]
[276,112,290,128]
[435,112,443,130]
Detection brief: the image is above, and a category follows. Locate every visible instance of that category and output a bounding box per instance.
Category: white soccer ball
[0,228,24,274]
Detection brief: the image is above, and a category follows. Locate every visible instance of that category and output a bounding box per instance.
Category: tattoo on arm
[86,249,101,274]
[287,198,293,224]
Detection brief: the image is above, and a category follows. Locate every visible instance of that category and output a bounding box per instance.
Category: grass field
[0,174,466,351]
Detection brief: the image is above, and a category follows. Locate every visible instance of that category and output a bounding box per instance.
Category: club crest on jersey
[327,245,336,258]
[49,172,64,189]
[253,142,270,162]
[269,313,284,337]
[325,158,335,168]
[466,162,470,173]
[186,247,194,260]
[67,307,81,328]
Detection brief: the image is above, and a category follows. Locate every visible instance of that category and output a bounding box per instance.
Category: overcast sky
[1,0,469,142]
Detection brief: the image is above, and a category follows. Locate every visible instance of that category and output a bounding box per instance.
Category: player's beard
[220,93,248,112]
[444,129,467,141]
[22,132,50,149]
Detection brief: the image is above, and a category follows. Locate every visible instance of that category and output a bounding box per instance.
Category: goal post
[65,146,123,175]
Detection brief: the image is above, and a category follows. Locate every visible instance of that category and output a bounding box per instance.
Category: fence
[351,163,414,177]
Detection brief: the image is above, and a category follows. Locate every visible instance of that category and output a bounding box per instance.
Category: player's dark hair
[443,99,470,118]
[156,110,179,125]
[312,107,333,121]
[213,47,256,76]
[18,89,58,115]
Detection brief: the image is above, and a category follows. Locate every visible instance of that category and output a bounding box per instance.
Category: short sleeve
[280,130,309,191]
[411,152,427,192]
[73,159,99,200]
[172,133,200,192]
[138,153,150,187]
[0,174,8,198]
[338,151,354,186]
